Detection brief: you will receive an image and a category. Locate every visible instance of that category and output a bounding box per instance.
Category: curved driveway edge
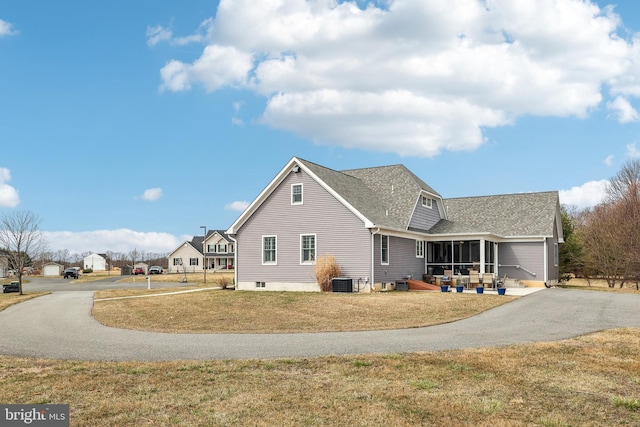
[1,288,640,361]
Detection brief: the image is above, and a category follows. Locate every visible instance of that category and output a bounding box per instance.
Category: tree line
[560,158,640,288]
[38,249,169,270]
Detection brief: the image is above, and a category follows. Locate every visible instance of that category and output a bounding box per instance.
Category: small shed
[43,262,64,277]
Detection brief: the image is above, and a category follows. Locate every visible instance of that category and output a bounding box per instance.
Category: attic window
[422,196,432,208]
[292,184,303,205]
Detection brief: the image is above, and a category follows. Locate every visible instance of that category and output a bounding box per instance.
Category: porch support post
[480,239,486,275]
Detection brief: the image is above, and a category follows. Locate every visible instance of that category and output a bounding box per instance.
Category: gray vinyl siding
[547,218,560,282]
[374,235,425,284]
[498,242,544,281]
[236,169,371,285]
[408,197,441,231]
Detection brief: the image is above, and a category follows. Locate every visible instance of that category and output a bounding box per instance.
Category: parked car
[2,281,19,293]
[133,267,145,275]
[63,268,79,279]
[148,266,163,274]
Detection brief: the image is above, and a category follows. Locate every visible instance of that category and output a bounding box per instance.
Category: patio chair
[469,272,480,289]
[482,273,494,289]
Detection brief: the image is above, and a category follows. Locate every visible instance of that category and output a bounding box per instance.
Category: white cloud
[225,200,250,212]
[627,143,640,158]
[0,19,18,37]
[559,180,609,209]
[43,229,181,255]
[157,0,640,157]
[146,24,172,47]
[147,18,213,47]
[607,96,640,123]
[140,187,163,201]
[160,45,252,92]
[0,167,19,208]
[604,154,614,166]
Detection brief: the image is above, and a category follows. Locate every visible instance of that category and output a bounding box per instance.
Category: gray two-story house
[227,157,563,292]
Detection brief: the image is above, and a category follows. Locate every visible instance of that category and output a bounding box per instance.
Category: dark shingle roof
[434,191,560,237]
[296,158,559,238]
[297,159,440,230]
[190,230,231,255]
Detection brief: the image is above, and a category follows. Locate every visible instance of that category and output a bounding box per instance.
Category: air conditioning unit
[331,277,353,293]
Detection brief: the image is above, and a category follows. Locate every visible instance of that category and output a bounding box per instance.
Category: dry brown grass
[0,292,47,311]
[2,328,639,426]
[561,278,640,293]
[92,290,516,333]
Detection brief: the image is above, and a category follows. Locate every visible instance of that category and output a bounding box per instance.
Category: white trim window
[301,234,316,264]
[554,242,559,267]
[291,183,303,205]
[422,195,432,208]
[381,235,389,265]
[173,258,182,266]
[189,258,199,266]
[263,236,277,265]
[416,240,424,258]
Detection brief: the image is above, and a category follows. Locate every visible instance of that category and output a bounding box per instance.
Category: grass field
[2,280,640,425]
[1,329,639,426]
[92,288,517,333]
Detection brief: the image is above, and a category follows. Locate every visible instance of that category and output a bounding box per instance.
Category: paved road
[1,286,640,361]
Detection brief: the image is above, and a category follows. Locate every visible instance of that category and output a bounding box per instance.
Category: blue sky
[1,0,640,255]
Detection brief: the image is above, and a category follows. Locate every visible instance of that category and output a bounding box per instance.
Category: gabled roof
[341,163,442,230]
[431,191,563,239]
[227,157,562,242]
[228,157,443,234]
[183,230,233,256]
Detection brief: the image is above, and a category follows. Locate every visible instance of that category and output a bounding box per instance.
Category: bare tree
[577,159,640,288]
[0,210,48,294]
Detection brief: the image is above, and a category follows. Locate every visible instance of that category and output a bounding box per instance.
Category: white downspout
[543,238,548,286]
[370,228,380,292]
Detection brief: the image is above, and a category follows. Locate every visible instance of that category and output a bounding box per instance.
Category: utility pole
[200,225,207,284]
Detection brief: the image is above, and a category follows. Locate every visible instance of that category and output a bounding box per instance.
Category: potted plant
[496,277,507,295]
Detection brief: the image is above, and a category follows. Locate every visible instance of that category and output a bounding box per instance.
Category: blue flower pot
[440,285,449,292]
[476,287,484,294]
[456,285,464,293]
[497,287,506,295]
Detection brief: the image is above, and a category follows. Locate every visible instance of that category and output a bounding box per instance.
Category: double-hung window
[173,258,182,266]
[422,195,432,208]
[381,235,389,264]
[189,258,199,266]
[416,240,424,258]
[291,184,303,205]
[301,234,316,264]
[263,236,277,264]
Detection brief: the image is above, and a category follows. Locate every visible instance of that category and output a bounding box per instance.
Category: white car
[148,266,163,274]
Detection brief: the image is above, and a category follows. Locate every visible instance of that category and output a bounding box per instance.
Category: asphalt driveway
[1,288,639,361]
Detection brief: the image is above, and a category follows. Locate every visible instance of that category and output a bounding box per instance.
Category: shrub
[215,275,232,290]
[83,268,93,274]
[315,254,342,292]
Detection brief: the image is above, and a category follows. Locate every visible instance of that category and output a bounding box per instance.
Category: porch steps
[407,279,441,291]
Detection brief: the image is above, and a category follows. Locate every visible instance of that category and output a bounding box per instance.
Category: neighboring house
[227,157,563,292]
[168,230,235,273]
[84,253,107,271]
[42,262,64,277]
